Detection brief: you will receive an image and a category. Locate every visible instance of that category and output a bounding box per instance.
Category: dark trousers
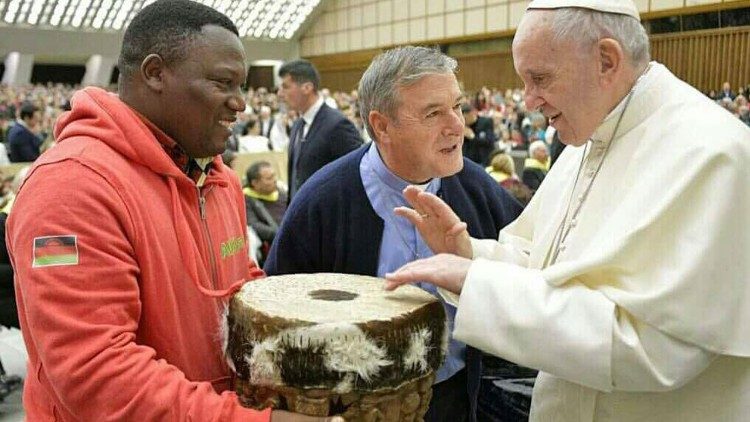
[424,368,469,422]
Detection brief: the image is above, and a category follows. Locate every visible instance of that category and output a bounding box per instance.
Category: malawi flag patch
[33,235,79,268]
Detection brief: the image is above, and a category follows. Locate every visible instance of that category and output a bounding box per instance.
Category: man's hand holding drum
[271,411,343,422]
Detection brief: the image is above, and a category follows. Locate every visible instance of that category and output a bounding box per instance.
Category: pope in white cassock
[384,0,750,421]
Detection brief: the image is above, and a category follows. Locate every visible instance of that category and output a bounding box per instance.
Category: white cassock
[448,63,750,421]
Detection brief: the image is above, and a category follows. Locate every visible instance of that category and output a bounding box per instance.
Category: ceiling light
[0,0,319,39]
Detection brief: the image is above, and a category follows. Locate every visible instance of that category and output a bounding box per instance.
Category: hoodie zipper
[197,185,219,291]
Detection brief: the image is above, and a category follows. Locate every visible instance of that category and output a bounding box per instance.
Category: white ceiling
[0,0,321,40]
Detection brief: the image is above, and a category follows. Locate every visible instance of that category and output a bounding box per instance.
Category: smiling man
[264,46,523,422]
[5,1,336,421]
[384,1,750,421]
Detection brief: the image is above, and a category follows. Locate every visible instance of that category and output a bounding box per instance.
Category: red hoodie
[6,87,271,421]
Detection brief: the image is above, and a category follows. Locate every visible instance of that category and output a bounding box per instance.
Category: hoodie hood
[55,86,225,179]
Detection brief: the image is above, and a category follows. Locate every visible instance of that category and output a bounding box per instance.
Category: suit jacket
[8,122,43,162]
[462,116,497,166]
[287,103,363,202]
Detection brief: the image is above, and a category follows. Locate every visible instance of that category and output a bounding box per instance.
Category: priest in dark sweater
[264,46,523,422]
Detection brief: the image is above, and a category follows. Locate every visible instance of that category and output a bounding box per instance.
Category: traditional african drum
[225,273,448,421]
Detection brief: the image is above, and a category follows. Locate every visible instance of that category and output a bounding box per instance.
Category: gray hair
[550,8,650,66]
[529,140,548,156]
[358,46,457,141]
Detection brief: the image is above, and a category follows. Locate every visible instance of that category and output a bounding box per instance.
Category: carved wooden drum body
[226,273,448,421]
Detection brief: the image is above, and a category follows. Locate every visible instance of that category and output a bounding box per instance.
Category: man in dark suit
[461,103,496,166]
[277,59,363,201]
[8,103,44,163]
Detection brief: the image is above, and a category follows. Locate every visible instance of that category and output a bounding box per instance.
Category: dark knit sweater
[265,146,522,275]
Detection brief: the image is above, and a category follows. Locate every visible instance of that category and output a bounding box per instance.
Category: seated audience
[486,151,532,206]
[238,119,271,153]
[521,140,549,192]
[244,161,288,265]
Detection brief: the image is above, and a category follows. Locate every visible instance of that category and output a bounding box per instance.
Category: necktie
[290,119,306,198]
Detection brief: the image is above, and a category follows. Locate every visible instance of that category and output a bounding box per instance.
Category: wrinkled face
[533,146,548,162]
[251,166,277,195]
[380,73,465,182]
[161,25,247,158]
[513,12,602,146]
[278,75,311,113]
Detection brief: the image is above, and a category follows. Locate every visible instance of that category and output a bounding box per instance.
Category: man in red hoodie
[6,1,339,421]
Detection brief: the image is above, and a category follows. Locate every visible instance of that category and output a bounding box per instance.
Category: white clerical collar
[301,96,325,127]
[591,61,659,144]
[412,182,430,191]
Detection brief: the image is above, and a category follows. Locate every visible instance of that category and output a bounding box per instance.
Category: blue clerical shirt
[359,142,465,383]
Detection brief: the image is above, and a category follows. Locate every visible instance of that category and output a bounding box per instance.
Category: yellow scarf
[485,167,510,183]
[523,157,550,172]
[243,187,279,202]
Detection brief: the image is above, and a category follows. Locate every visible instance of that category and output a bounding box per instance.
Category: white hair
[550,8,650,66]
[529,140,548,156]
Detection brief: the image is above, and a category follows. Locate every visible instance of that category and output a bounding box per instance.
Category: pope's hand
[271,410,344,422]
[384,254,471,295]
[394,186,472,259]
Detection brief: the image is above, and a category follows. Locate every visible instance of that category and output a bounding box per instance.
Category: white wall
[300,0,730,56]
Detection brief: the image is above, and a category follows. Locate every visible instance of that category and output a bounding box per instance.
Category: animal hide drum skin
[226,273,448,421]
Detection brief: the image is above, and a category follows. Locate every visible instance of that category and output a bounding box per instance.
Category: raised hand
[394,186,472,259]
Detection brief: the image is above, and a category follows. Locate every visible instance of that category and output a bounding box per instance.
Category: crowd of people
[5,77,747,213]
[2,78,748,167]
[710,82,750,127]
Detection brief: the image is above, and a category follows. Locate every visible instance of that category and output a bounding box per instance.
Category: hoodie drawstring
[168,178,263,298]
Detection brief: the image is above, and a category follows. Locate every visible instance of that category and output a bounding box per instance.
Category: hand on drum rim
[384,253,471,295]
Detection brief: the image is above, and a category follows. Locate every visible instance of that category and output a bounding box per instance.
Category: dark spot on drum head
[308,289,359,301]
